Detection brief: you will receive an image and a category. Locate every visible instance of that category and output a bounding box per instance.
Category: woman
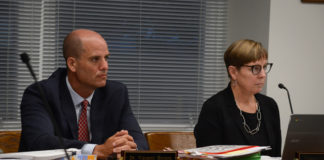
[194,39,281,157]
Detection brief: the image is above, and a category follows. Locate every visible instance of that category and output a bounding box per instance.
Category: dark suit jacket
[19,68,148,151]
[194,84,281,157]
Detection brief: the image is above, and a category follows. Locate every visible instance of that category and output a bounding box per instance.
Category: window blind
[0,0,228,131]
[0,0,42,130]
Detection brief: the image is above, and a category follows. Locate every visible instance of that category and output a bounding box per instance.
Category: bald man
[19,29,148,159]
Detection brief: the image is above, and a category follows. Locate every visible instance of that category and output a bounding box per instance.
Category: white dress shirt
[66,76,96,154]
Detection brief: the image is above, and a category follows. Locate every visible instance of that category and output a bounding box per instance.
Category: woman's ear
[66,57,77,72]
[228,65,237,80]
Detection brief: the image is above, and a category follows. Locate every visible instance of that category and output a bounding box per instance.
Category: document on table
[179,145,270,159]
[0,148,79,160]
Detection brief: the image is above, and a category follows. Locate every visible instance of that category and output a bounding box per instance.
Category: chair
[0,131,21,153]
[145,131,196,151]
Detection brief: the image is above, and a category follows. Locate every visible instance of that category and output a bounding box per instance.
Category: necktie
[78,100,89,142]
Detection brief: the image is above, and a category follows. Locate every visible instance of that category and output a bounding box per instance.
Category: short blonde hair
[224,39,268,77]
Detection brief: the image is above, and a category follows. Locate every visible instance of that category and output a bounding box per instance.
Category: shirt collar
[66,76,94,106]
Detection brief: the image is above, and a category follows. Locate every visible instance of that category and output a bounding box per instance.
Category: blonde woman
[194,39,281,157]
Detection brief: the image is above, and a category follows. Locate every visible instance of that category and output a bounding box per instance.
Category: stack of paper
[0,148,79,160]
[179,145,270,159]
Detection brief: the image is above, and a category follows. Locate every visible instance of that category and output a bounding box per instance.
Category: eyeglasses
[242,63,273,75]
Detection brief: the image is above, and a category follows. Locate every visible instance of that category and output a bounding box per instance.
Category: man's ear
[228,65,237,80]
[67,57,77,72]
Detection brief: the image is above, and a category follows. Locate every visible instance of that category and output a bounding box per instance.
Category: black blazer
[19,68,148,151]
[194,84,281,157]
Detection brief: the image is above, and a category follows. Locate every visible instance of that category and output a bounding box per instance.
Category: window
[0,0,228,131]
[0,0,42,129]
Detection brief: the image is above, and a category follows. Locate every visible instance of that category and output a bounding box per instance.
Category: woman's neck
[231,82,257,113]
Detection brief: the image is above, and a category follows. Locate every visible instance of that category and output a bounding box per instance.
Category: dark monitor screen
[282,114,324,160]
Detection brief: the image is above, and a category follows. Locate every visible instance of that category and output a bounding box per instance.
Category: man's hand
[92,130,137,160]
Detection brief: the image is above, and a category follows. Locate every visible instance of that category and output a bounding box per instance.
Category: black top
[194,84,281,157]
[242,111,268,146]
[242,111,271,155]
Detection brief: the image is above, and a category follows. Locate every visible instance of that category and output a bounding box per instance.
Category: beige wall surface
[268,0,324,147]
[228,0,324,150]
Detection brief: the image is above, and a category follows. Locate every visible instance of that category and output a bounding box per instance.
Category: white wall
[228,0,324,150]
[267,0,324,145]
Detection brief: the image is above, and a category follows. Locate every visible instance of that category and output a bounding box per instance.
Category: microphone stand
[278,83,294,114]
[286,88,294,114]
[20,52,71,160]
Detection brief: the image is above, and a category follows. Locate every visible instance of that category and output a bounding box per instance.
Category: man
[19,29,148,159]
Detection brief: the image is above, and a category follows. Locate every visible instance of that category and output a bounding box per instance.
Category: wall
[228,0,271,92]
[267,0,324,147]
[228,0,270,48]
[228,0,324,150]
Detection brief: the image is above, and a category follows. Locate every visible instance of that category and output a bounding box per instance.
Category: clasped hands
[93,130,137,160]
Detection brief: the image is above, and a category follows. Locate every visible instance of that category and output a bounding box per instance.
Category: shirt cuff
[81,144,96,155]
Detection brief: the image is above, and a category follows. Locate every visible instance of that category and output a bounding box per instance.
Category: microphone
[20,52,71,160]
[278,83,294,114]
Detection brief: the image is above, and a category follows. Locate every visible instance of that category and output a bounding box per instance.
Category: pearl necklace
[237,101,261,135]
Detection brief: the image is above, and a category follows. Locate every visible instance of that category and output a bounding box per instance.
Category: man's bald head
[63,29,105,60]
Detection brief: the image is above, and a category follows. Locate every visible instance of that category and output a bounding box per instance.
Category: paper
[260,156,281,160]
[0,148,79,160]
[179,145,270,159]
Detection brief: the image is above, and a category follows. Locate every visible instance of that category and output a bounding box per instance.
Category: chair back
[0,131,21,153]
[145,131,196,151]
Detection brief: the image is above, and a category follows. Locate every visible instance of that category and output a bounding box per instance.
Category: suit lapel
[90,82,118,144]
[90,88,111,143]
[60,79,78,139]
